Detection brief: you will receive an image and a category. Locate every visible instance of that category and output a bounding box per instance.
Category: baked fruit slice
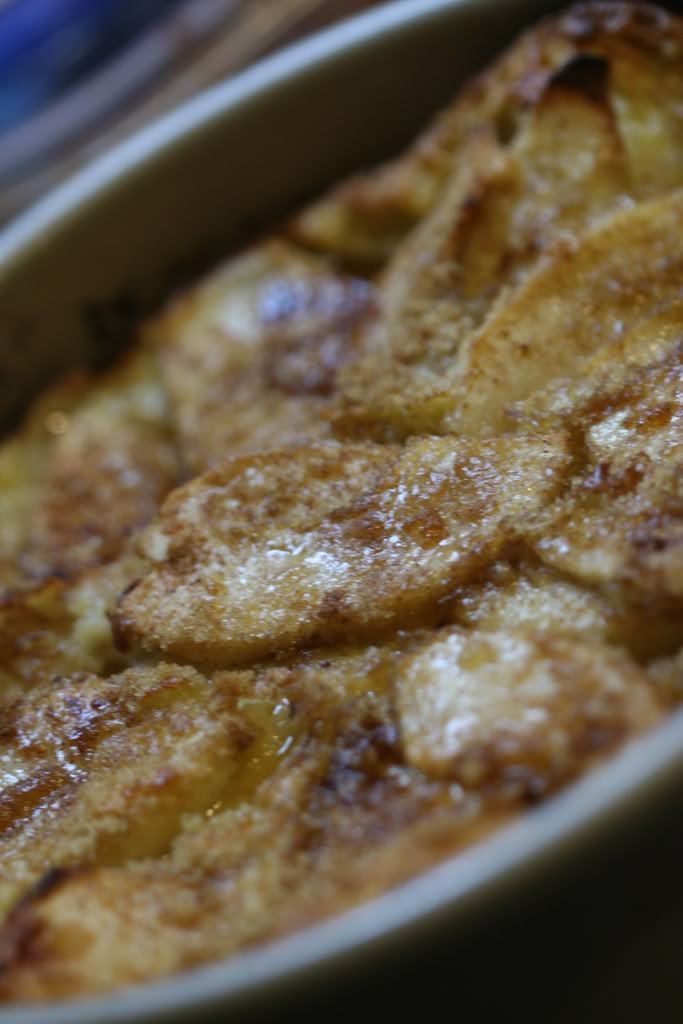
[113,434,570,664]
[289,2,683,269]
[149,240,373,473]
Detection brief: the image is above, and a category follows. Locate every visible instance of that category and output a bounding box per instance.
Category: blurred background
[0,0,386,225]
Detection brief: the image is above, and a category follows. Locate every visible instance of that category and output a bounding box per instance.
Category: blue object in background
[0,0,241,186]
[0,0,186,133]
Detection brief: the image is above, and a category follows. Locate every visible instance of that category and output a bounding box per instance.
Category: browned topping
[1,1,683,1005]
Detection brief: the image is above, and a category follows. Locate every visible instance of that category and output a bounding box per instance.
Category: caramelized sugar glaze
[2,2,683,1002]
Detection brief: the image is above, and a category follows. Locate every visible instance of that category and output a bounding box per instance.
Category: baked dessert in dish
[2,0,683,1003]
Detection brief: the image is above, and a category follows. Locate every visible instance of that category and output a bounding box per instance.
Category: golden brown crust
[0,350,179,591]
[0,663,259,917]
[448,190,683,436]
[396,627,661,788]
[328,4,683,441]
[113,434,570,665]
[288,2,683,270]
[0,644,511,1001]
[528,342,683,598]
[20,352,179,581]
[0,375,91,593]
[2,2,683,1005]
[151,240,374,474]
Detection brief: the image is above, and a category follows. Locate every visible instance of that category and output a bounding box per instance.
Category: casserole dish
[1,0,683,1020]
